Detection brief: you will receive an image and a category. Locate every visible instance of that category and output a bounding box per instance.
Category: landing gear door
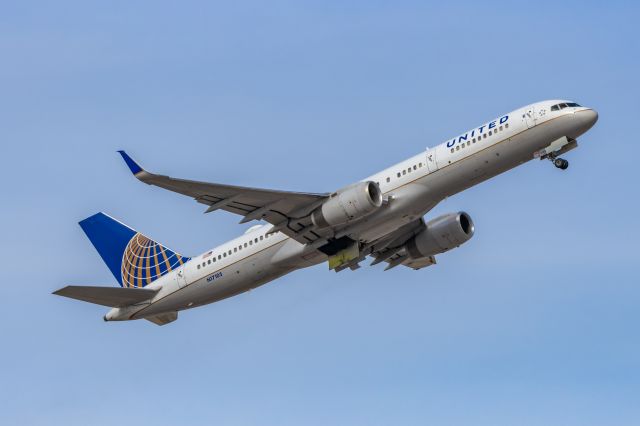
[426,148,438,173]
[523,106,536,128]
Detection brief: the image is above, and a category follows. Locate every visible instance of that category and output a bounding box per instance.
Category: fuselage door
[523,106,537,128]
[426,148,438,173]
[176,267,188,288]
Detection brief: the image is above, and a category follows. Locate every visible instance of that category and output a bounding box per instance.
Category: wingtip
[118,150,144,175]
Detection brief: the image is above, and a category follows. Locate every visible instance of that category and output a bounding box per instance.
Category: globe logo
[120,233,188,287]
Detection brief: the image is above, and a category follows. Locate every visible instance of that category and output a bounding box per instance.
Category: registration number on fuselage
[206,272,223,283]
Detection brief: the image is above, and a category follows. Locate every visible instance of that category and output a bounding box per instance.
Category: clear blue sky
[2,1,639,425]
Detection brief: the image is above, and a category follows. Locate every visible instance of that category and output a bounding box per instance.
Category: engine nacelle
[311,181,383,228]
[406,212,475,259]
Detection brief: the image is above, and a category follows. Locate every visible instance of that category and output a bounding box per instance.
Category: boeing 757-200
[54,100,598,325]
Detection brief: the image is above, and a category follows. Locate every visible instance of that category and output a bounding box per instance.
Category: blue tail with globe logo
[79,212,190,288]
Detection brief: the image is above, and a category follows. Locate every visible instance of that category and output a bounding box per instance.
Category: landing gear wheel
[553,158,569,170]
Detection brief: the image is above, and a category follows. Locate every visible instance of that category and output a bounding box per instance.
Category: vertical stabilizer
[79,213,190,287]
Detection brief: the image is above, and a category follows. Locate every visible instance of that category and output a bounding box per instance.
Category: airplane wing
[118,151,329,244]
[331,218,435,272]
[367,218,436,271]
[53,285,159,307]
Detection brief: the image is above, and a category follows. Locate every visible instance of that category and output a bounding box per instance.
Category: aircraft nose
[578,108,598,129]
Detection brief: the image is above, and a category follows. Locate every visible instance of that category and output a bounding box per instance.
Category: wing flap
[53,285,158,307]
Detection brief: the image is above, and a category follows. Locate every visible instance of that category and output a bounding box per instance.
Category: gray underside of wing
[53,285,159,307]
[135,170,329,244]
[368,218,436,271]
[139,171,325,214]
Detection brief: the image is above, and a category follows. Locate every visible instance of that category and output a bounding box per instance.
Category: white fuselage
[106,100,598,321]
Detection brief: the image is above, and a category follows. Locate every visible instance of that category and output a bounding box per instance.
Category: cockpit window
[551,102,581,111]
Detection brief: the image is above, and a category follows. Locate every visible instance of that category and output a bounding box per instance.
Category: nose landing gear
[553,158,569,170]
[534,136,576,171]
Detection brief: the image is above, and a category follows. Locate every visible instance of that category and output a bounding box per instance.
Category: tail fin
[79,213,190,287]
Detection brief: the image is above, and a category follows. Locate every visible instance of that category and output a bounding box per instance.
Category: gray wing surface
[367,218,436,271]
[118,151,328,244]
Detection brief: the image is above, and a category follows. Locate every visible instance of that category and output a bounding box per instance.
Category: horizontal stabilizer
[53,285,158,307]
[145,311,178,326]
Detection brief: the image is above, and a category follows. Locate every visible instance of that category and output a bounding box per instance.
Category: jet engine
[311,181,383,228]
[406,212,475,259]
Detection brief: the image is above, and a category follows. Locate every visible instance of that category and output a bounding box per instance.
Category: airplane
[54,100,598,325]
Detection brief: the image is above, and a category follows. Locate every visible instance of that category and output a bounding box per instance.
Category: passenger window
[450,148,454,153]
[386,177,390,183]
[213,257,216,262]
[244,243,248,248]
[249,240,253,245]
[228,250,232,255]
[407,168,411,173]
[466,141,470,146]
[208,259,211,265]
[483,133,487,139]
[413,165,417,171]
[499,126,503,131]
[254,238,258,243]
[402,170,406,175]
[505,123,509,128]
[197,264,201,269]
[260,236,264,241]
[223,253,227,257]
[419,162,423,167]
[397,172,401,178]
[456,145,460,151]
[472,138,476,143]
[218,255,221,260]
